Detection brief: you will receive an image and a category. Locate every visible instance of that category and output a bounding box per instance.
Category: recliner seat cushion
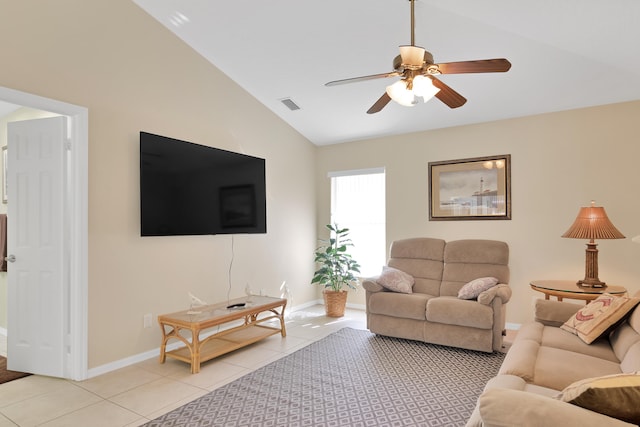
[426,296,493,329]
[368,292,432,321]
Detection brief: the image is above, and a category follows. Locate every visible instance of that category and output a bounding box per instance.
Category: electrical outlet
[143,313,152,328]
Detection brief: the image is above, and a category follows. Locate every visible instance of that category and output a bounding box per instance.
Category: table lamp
[562,201,625,288]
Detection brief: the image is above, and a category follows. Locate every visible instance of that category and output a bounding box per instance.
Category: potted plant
[311,224,361,317]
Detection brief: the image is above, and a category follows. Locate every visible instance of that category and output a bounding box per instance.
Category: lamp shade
[386,80,417,107]
[412,75,440,102]
[562,205,625,240]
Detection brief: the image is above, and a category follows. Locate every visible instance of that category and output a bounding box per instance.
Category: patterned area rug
[145,328,504,427]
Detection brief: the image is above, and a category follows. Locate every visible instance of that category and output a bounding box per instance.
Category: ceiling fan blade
[366,92,392,114]
[436,59,511,74]
[429,77,467,109]
[325,71,401,87]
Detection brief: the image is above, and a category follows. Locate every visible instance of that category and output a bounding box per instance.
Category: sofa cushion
[457,277,499,299]
[561,294,640,344]
[531,346,622,390]
[620,342,640,373]
[541,326,620,363]
[556,372,640,425]
[478,388,634,427]
[376,266,414,293]
[368,292,431,321]
[387,238,445,295]
[510,322,618,362]
[426,297,493,329]
[611,308,640,363]
[441,239,509,297]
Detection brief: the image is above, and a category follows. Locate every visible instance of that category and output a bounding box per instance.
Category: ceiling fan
[325,0,511,114]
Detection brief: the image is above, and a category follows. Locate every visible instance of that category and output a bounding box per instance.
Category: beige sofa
[362,238,511,353]
[467,295,640,427]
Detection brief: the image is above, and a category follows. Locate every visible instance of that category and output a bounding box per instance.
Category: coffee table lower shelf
[164,324,282,367]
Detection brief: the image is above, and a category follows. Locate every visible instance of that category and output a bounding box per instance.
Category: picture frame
[2,146,6,204]
[429,154,511,221]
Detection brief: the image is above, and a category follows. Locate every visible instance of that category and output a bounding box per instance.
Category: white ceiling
[133,0,640,146]
[0,101,20,118]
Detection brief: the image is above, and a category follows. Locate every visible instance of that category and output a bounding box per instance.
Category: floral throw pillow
[458,277,499,300]
[376,266,415,294]
[561,293,640,344]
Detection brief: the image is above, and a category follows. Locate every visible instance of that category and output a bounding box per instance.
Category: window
[329,168,385,277]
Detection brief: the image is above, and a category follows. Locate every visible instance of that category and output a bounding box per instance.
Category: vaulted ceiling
[133,0,640,145]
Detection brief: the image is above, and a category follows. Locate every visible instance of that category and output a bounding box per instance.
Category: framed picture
[429,154,511,221]
[2,146,6,204]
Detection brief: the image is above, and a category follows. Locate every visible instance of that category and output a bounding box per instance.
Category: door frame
[0,86,88,381]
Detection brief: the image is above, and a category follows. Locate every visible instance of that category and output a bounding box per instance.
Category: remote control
[226,303,246,309]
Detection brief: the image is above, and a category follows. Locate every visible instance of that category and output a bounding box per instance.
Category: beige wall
[317,101,640,324]
[0,0,318,368]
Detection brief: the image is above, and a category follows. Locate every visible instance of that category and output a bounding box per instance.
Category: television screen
[140,132,266,236]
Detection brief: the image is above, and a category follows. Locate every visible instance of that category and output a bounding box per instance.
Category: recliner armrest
[477,284,511,305]
[362,278,385,293]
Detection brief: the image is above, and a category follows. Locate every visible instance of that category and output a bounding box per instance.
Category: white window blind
[329,168,385,277]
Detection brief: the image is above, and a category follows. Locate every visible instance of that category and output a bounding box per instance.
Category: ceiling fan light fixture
[386,80,417,107]
[399,45,425,68]
[412,75,440,102]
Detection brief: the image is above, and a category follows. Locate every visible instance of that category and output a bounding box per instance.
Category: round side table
[530,280,627,304]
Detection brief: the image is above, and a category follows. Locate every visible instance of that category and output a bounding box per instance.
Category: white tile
[134,357,191,377]
[0,375,68,408]
[214,344,283,370]
[167,360,249,390]
[73,365,163,398]
[144,388,209,421]
[123,417,151,427]
[1,382,102,426]
[38,401,140,427]
[109,377,204,417]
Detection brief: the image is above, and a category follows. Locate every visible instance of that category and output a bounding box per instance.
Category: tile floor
[0,308,517,427]
[0,306,368,426]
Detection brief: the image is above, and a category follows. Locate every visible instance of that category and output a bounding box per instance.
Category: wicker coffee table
[158,295,287,373]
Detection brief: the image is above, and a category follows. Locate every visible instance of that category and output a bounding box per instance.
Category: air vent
[280,98,301,111]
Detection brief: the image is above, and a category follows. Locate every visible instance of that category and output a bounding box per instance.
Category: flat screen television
[140,131,266,236]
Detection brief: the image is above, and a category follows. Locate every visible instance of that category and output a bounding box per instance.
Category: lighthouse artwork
[429,155,511,221]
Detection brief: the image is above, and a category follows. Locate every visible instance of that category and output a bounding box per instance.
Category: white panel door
[6,116,67,377]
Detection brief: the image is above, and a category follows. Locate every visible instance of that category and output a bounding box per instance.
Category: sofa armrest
[362,278,385,293]
[477,388,635,427]
[534,299,582,327]
[477,284,511,305]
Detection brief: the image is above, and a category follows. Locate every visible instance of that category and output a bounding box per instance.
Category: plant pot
[323,290,348,318]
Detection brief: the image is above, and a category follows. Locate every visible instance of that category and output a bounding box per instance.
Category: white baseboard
[506,322,521,330]
[304,298,366,312]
